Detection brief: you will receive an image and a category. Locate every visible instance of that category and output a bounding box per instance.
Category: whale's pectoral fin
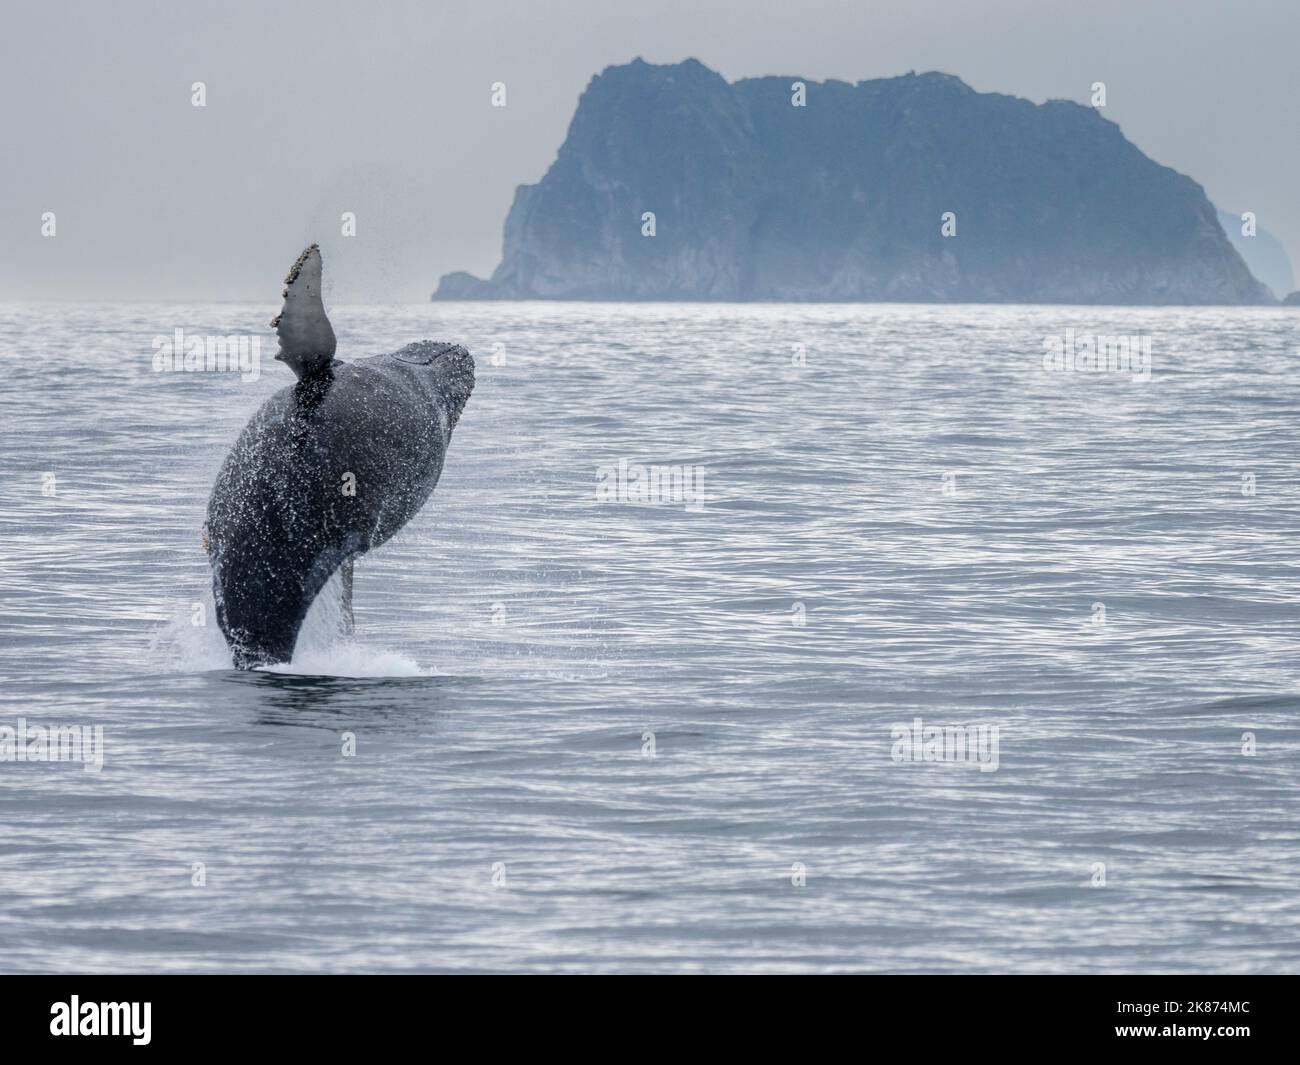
[271,244,336,380]
[340,558,355,638]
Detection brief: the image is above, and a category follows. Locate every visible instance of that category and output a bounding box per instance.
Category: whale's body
[206,340,474,668]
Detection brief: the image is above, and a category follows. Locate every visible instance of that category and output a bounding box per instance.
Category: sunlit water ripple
[1,301,1298,973]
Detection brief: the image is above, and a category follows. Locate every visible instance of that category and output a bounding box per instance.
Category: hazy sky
[2,0,1296,302]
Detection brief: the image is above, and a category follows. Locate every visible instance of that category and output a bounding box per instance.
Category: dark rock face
[434,58,1273,305]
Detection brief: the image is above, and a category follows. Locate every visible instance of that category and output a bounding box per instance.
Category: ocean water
[1,300,1299,974]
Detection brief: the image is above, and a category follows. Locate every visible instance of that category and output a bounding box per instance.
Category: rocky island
[434,58,1273,304]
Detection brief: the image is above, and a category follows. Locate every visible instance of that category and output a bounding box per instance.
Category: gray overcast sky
[2,0,1296,302]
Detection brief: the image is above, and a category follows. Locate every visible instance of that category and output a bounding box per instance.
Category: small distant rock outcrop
[435,58,1275,305]
[433,270,508,300]
[1283,291,1300,305]
[1217,210,1295,302]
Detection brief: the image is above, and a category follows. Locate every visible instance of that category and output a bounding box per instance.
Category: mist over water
[2,301,1299,973]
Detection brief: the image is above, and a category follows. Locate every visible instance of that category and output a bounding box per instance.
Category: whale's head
[433,345,475,431]
[392,340,476,431]
[271,244,336,379]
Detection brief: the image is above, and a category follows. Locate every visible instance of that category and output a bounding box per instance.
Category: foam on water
[147,593,235,673]
[150,568,432,678]
[259,646,430,678]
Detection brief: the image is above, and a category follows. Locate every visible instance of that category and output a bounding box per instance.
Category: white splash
[148,592,233,673]
[151,570,431,678]
[261,645,428,678]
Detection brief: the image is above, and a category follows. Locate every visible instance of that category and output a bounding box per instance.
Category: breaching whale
[205,244,474,668]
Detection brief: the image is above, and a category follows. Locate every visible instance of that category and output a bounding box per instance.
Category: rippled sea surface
[1,301,1299,973]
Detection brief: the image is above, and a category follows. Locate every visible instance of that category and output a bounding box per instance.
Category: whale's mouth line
[391,341,470,367]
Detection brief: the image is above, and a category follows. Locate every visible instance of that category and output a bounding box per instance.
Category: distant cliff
[434,58,1273,304]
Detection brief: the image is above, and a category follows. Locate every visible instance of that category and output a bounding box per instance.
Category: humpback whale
[205,245,474,668]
